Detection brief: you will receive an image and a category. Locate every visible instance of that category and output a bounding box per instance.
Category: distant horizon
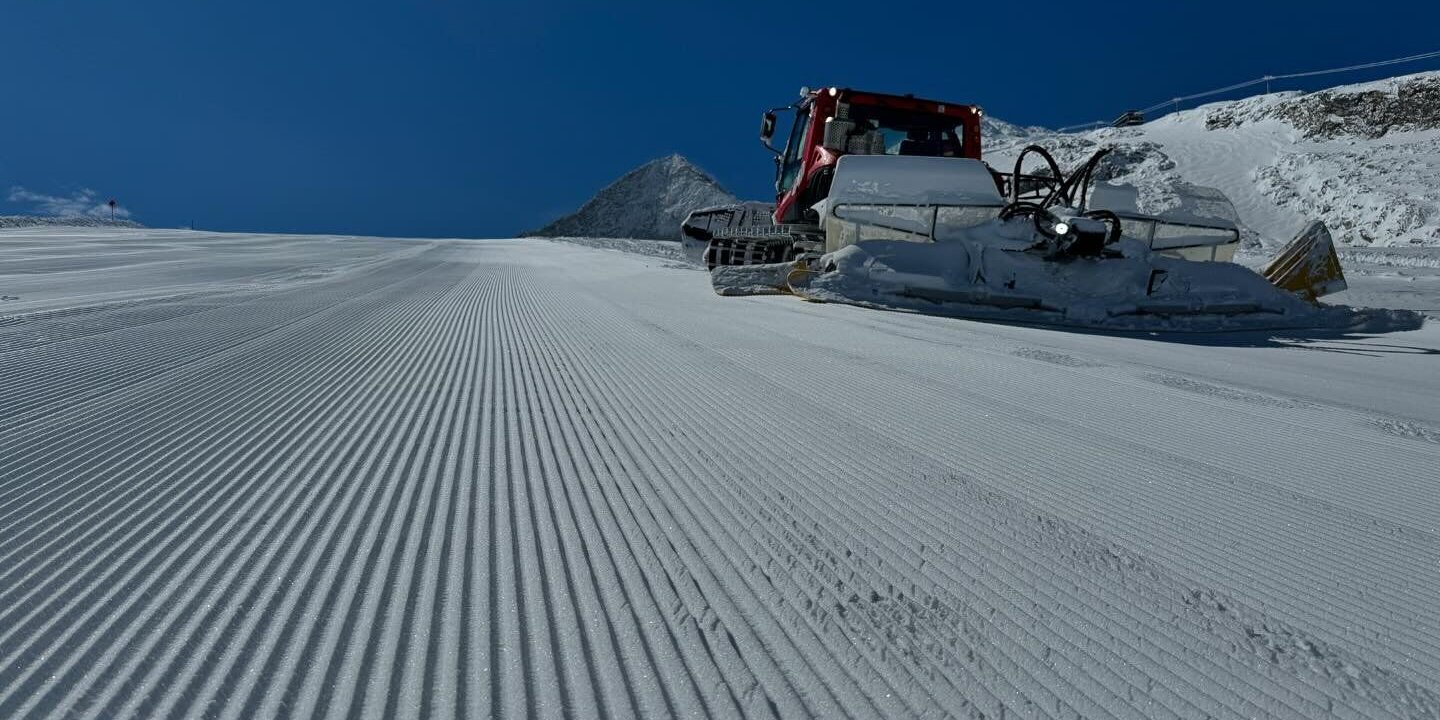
[3,0,1436,238]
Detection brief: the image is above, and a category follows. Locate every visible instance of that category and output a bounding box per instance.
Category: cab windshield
[841,104,966,157]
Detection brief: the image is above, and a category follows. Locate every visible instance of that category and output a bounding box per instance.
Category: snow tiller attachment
[684,86,1349,331]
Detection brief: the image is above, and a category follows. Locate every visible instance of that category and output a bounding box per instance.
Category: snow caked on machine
[681,86,1348,330]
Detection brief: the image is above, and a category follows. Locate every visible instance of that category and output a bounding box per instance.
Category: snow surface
[4,227,1440,719]
[828,155,1003,207]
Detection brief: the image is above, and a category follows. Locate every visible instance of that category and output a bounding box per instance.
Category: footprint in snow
[1369,417,1440,445]
[1011,347,1104,368]
[1143,373,1303,408]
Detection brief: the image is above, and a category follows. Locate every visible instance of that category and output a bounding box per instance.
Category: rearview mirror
[760,112,777,143]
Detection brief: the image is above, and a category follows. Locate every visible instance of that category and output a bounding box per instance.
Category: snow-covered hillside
[528,154,737,240]
[979,115,1050,149]
[985,71,1440,250]
[0,215,143,229]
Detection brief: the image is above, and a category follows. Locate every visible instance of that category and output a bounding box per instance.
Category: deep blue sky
[2,1,1435,237]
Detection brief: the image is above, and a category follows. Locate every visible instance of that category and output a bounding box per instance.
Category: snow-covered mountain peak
[529,155,738,241]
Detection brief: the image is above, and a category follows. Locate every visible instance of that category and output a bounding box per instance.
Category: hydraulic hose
[1009,145,1064,204]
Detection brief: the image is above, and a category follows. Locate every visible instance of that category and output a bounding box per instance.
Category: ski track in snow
[3,228,1440,719]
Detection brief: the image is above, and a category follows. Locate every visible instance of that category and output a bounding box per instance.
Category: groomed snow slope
[3,228,1440,719]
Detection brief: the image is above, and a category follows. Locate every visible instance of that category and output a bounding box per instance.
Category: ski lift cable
[1054,48,1440,133]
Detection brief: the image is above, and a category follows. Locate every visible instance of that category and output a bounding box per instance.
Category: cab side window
[778,109,811,193]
